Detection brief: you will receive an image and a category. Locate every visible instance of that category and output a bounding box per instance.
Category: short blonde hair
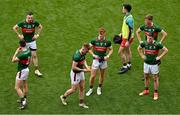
[83,43,90,50]
[145,14,153,21]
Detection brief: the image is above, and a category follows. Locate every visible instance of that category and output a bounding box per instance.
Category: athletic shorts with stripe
[16,68,29,81]
[26,41,37,51]
[70,70,85,85]
[92,59,107,70]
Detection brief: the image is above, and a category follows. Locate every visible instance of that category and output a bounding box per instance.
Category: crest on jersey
[100,43,103,46]
[27,25,31,28]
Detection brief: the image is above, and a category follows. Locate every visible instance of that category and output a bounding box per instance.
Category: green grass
[0,0,180,114]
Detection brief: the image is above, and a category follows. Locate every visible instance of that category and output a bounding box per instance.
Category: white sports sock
[123,65,127,68]
[127,64,131,67]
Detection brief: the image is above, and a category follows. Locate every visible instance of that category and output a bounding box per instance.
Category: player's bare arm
[72,61,88,72]
[12,47,21,62]
[156,46,168,60]
[160,30,167,43]
[88,44,99,59]
[104,46,113,61]
[33,24,43,40]
[13,25,24,40]
[137,46,146,60]
[83,60,91,71]
[136,28,142,43]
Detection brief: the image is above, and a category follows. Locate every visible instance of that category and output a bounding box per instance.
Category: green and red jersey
[16,48,31,71]
[72,50,86,73]
[140,24,162,41]
[17,20,40,43]
[90,39,111,57]
[140,41,163,65]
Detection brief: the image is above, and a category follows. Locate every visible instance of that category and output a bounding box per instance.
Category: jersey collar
[125,12,131,17]
[97,35,105,41]
[146,22,154,28]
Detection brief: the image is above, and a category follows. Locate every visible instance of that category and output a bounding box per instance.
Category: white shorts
[16,68,29,81]
[144,63,159,75]
[92,59,107,70]
[70,70,85,85]
[26,41,37,50]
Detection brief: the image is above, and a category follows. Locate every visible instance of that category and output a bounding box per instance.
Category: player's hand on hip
[93,54,99,59]
[104,55,110,61]
[142,55,146,60]
[156,56,161,61]
[18,34,24,40]
[32,34,39,40]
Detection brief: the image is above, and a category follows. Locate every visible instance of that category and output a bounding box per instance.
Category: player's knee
[24,85,28,91]
[14,86,19,91]
[32,54,37,59]
[144,75,149,79]
[90,71,96,78]
[100,75,105,80]
[154,79,157,82]
[91,74,96,79]
[79,87,84,92]
[71,87,77,92]
[154,77,159,82]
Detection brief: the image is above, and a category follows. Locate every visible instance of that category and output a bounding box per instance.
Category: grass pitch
[0,0,180,114]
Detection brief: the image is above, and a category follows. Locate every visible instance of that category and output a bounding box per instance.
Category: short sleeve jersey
[72,50,86,73]
[90,39,111,57]
[17,20,40,42]
[140,24,162,41]
[140,41,163,65]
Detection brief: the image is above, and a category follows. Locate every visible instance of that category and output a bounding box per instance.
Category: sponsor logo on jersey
[93,46,107,52]
[145,49,159,55]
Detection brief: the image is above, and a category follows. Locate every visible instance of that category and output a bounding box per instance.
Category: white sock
[123,65,127,68]
[127,64,131,67]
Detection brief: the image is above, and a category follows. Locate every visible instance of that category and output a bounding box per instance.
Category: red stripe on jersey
[145,32,158,38]
[145,49,159,55]
[154,32,158,38]
[22,28,35,33]
[78,60,84,65]
[19,59,30,65]
[93,46,107,52]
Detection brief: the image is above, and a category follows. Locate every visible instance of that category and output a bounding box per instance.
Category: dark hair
[83,43,90,50]
[123,4,132,12]
[147,32,154,37]
[27,11,33,15]
[19,40,26,47]
[145,14,153,21]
